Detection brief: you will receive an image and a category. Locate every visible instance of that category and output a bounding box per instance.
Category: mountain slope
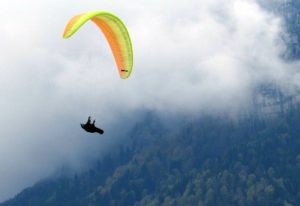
[1,109,300,206]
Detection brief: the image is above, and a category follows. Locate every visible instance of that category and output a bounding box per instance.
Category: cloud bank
[0,0,299,201]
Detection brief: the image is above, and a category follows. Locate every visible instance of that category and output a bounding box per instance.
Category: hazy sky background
[0,0,299,202]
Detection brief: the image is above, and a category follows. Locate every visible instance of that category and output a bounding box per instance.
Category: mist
[0,0,299,202]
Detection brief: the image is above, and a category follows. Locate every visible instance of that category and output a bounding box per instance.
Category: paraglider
[63,10,133,79]
[63,11,133,135]
[81,116,104,135]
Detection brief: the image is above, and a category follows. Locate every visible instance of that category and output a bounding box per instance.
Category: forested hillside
[259,0,300,59]
[1,107,300,206]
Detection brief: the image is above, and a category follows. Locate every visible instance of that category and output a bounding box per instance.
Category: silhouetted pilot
[81,116,104,135]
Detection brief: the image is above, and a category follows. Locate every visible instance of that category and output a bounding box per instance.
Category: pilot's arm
[86,116,91,124]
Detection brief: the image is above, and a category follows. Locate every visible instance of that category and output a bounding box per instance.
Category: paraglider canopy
[63,10,133,79]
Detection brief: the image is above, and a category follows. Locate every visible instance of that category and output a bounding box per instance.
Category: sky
[0,0,299,202]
